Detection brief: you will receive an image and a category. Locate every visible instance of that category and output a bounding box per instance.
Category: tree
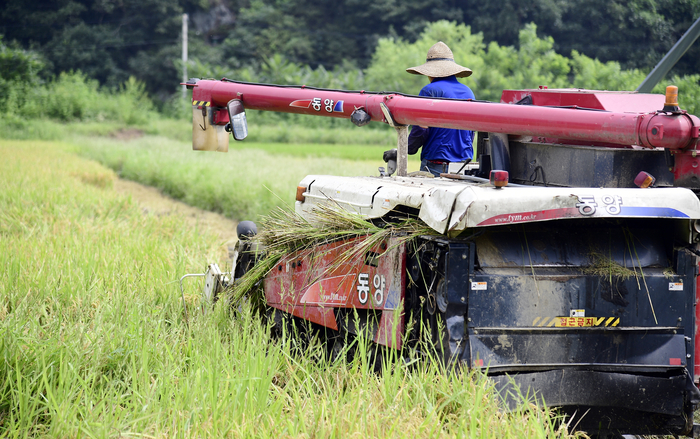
[3,0,700,103]
[220,0,472,69]
[0,0,206,99]
[462,0,700,77]
[0,36,44,83]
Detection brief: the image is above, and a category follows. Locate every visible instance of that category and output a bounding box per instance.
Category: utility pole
[182,13,188,100]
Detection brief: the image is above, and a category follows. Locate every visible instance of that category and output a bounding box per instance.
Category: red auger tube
[192,79,700,150]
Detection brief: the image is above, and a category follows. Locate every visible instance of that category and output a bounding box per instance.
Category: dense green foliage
[470,0,700,75]
[0,21,700,134]
[2,0,699,102]
[192,21,700,114]
[0,0,196,99]
[363,21,700,109]
[0,35,169,127]
[3,19,700,128]
[0,140,578,438]
[4,72,157,123]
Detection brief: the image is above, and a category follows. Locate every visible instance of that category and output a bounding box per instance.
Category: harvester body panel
[264,236,406,349]
[297,175,700,233]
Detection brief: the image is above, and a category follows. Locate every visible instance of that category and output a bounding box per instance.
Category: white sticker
[381,199,391,209]
[570,309,585,317]
[372,274,385,305]
[669,282,683,291]
[471,281,487,291]
[357,273,370,304]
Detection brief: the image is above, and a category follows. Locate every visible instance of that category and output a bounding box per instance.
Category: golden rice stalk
[583,251,636,280]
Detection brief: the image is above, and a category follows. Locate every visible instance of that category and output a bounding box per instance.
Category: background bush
[3,21,700,132]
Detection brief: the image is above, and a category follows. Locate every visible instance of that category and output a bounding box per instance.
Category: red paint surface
[374,309,404,350]
[500,89,665,113]
[264,236,407,348]
[477,207,582,226]
[673,151,700,183]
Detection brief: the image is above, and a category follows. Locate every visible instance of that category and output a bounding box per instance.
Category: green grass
[0,116,147,141]
[230,140,403,161]
[0,116,417,225]
[0,139,577,437]
[0,113,397,146]
[70,134,421,222]
[0,110,416,221]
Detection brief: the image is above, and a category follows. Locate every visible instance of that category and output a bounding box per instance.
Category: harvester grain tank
[185,77,700,437]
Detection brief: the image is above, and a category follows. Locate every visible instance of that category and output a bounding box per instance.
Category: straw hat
[406,41,472,78]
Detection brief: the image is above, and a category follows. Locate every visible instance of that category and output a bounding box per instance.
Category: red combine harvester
[184,77,700,437]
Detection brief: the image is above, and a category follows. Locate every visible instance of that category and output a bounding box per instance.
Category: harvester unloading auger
[183,78,700,437]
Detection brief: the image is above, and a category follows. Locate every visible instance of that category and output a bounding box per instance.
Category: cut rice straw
[227,204,437,308]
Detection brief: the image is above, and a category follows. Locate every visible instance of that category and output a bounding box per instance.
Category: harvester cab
[182,77,700,437]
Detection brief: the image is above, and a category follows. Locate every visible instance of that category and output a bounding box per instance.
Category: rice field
[0,138,582,438]
[71,135,422,222]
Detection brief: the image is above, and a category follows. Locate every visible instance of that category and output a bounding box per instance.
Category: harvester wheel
[328,331,356,364]
[232,221,260,280]
[266,307,291,340]
[406,244,454,367]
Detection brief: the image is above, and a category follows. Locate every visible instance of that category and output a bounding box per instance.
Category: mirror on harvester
[226,99,248,141]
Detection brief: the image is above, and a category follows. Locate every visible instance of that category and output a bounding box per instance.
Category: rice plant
[0,139,580,438]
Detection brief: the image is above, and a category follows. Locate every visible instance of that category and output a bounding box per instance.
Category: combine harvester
[183,76,700,437]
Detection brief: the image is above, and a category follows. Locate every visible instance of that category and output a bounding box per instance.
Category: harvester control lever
[381,148,398,177]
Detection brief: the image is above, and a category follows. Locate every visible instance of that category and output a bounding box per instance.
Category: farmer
[406,41,475,177]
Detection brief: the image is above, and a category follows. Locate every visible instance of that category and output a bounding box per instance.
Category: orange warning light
[663,86,681,113]
[634,171,656,188]
[296,186,307,202]
[665,86,679,107]
[490,170,509,188]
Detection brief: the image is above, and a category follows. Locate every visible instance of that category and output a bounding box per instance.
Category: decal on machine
[357,273,385,306]
[669,281,684,291]
[479,208,580,225]
[357,273,370,304]
[299,275,351,305]
[477,192,690,226]
[471,281,487,290]
[289,98,344,113]
[533,316,620,327]
[576,194,622,215]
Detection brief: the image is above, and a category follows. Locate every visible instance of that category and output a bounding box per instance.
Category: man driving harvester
[406,41,475,177]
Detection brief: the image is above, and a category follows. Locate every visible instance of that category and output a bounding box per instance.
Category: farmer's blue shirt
[408,75,475,162]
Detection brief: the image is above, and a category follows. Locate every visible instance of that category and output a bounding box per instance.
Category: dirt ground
[109,128,145,141]
[113,178,239,248]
